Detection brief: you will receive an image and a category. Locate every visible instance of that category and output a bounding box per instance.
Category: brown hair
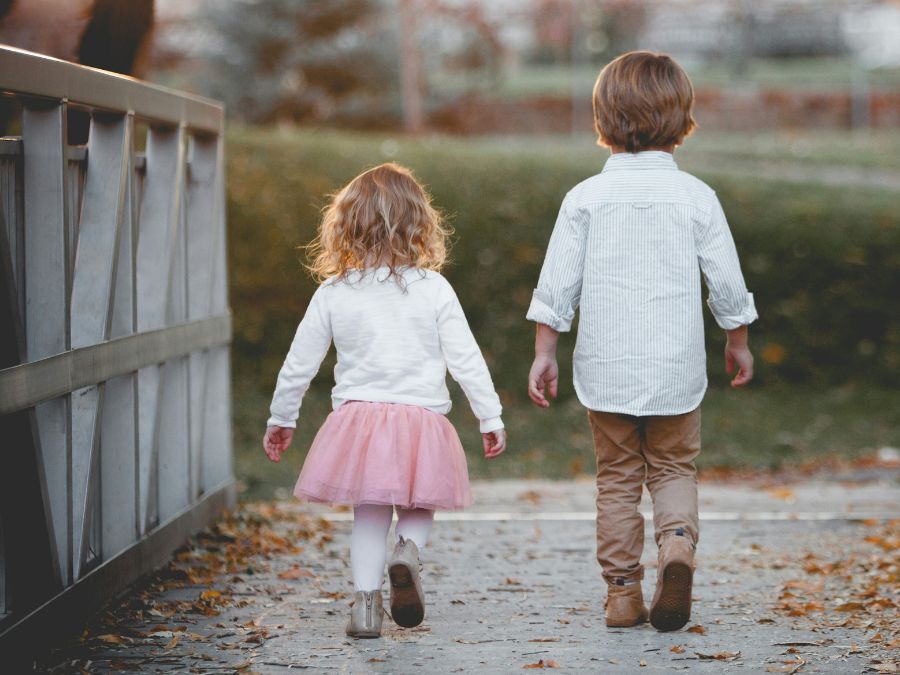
[592,51,696,152]
[306,163,450,283]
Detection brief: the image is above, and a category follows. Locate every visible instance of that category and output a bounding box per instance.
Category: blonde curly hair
[306,163,450,283]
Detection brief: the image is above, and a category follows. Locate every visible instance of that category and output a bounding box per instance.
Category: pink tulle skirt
[294,401,473,510]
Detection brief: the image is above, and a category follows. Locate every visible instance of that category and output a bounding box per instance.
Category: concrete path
[34,471,899,674]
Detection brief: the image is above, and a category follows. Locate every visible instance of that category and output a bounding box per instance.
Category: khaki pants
[587,408,700,583]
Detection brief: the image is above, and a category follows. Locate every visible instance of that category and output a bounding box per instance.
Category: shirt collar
[601,151,678,172]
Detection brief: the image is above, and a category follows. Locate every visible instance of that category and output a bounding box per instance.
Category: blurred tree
[195,0,398,124]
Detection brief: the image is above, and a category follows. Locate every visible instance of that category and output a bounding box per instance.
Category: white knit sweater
[268,267,504,433]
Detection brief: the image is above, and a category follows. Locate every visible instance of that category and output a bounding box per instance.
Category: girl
[263,163,506,639]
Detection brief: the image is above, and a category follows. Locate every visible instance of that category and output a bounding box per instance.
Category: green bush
[228,127,900,398]
[226,128,899,497]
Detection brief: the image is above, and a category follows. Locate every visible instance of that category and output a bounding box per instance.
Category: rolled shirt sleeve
[697,195,758,330]
[267,287,333,428]
[526,193,587,332]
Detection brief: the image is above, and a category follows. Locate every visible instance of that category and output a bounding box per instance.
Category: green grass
[455,131,900,173]
[430,58,900,100]
[235,382,900,501]
[677,130,900,173]
[225,127,899,500]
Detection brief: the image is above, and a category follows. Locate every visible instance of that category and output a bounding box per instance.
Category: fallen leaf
[96,634,127,645]
[164,635,179,650]
[523,659,560,669]
[687,624,706,635]
[767,487,796,502]
[774,641,826,647]
[670,645,686,653]
[518,490,542,505]
[835,601,866,612]
[277,565,313,580]
[696,651,741,661]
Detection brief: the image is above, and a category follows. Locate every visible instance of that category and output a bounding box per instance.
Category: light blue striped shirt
[526,151,758,416]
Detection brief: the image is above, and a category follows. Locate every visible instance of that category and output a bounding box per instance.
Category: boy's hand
[483,429,506,458]
[263,425,294,462]
[725,326,754,388]
[528,355,559,408]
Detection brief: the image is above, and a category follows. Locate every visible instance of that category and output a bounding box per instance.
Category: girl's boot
[388,536,425,627]
[346,590,383,638]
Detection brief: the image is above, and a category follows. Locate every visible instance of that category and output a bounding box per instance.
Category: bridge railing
[0,45,234,648]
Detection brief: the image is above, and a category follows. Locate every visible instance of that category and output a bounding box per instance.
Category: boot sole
[346,630,381,639]
[650,561,693,632]
[389,561,424,628]
[606,614,648,628]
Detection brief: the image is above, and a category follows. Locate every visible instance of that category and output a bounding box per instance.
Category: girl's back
[323,267,457,412]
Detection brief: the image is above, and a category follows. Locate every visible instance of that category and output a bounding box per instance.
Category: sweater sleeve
[267,286,333,428]
[436,280,504,433]
[697,194,758,330]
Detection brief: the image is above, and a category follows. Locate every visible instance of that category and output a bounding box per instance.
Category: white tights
[351,504,434,591]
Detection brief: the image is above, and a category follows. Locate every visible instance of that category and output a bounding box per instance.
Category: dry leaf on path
[277,565,313,580]
[518,490,542,505]
[687,624,706,635]
[696,651,741,661]
[96,634,128,645]
[767,487,796,502]
[523,660,560,669]
[670,645,686,653]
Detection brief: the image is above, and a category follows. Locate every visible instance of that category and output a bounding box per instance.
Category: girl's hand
[264,425,294,462]
[482,429,506,459]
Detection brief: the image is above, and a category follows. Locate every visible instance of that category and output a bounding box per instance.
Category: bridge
[0,45,233,658]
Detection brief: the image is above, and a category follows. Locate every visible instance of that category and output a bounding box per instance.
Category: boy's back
[526,50,757,634]
[533,151,754,415]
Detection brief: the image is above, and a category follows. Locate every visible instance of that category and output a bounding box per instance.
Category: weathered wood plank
[157,130,190,522]
[186,136,218,499]
[69,113,131,578]
[0,314,232,415]
[0,45,223,134]
[102,114,138,562]
[203,136,233,491]
[22,102,70,586]
[135,125,186,533]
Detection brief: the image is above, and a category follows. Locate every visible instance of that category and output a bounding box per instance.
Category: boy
[526,51,757,632]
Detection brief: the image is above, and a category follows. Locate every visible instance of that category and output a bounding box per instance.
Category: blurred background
[3,0,897,499]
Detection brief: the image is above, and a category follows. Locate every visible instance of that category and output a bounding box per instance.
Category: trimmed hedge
[227,128,900,404]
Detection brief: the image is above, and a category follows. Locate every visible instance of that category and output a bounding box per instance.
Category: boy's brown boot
[649,528,695,631]
[605,579,649,627]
